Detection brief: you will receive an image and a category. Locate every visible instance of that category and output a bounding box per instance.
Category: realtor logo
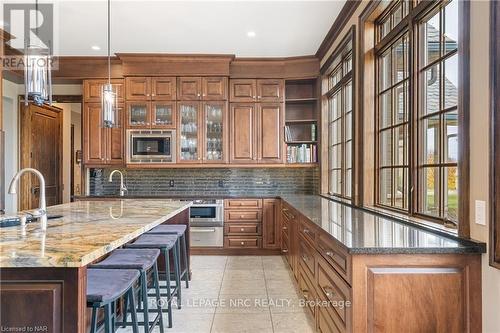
[2,3,57,71]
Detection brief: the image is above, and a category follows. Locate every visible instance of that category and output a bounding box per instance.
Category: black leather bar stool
[126,234,181,328]
[90,248,165,333]
[147,224,189,289]
[87,268,140,333]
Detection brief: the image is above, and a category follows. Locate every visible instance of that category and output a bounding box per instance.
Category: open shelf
[285,79,318,100]
[286,140,318,144]
[285,98,318,103]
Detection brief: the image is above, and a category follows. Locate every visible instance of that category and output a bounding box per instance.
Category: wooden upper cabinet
[83,103,124,166]
[126,77,151,100]
[151,77,176,100]
[83,103,106,164]
[257,79,283,102]
[230,79,257,102]
[230,103,257,163]
[258,103,283,163]
[202,77,228,100]
[177,77,202,100]
[84,79,124,103]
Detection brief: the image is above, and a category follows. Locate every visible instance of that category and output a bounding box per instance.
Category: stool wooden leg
[128,288,139,333]
[90,306,98,333]
[153,262,165,333]
[182,234,189,288]
[140,271,149,332]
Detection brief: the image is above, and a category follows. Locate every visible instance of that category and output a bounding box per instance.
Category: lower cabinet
[224,199,263,249]
[280,199,482,333]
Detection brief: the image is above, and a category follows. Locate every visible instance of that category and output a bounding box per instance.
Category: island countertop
[0,199,191,268]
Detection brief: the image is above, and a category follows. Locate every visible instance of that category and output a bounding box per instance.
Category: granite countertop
[0,199,191,268]
[281,194,486,254]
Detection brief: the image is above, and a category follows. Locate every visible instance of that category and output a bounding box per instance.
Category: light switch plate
[475,200,486,225]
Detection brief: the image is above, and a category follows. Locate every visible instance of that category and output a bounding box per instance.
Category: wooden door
[230,103,257,163]
[83,103,106,165]
[125,77,151,100]
[257,79,283,102]
[20,104,62,210]
[84,79,125,103]
[257,103,283,163]
[177,77,202,101]
[106,105,124,165]
[151,77,176,101]
[202,77,228,100]
[230,79,256,102]
[263,199,281,249]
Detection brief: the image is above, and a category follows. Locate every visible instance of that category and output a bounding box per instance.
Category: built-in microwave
[127,130,176,163]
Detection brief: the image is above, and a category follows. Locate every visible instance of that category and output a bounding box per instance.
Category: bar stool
[90,248,165,333]
[126,234,181,328]
[87,268,140,333]
[147,224,189,289]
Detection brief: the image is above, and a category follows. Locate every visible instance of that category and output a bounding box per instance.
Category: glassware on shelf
[154,104,173,126]
[179,104,199,161]
[129,104,148,126]
[205,104,223,161]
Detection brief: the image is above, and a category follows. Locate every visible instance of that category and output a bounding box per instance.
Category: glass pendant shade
[24,45,52,106]
[102,83,119,128]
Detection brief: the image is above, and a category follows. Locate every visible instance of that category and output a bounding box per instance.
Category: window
[325,30,355,199]
[373,0,466,227]
[417,0,459,224]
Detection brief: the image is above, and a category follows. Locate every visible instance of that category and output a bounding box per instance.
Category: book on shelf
[286,144,317,164]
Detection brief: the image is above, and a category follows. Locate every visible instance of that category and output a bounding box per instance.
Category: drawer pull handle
[303,292,309,299]
[240,228,245,231]
[302,255,308,262]
[303,228,310,234]
[282,249,289,253]
[325,251,335,258]
[240,242,245,245]
[282,226,288,230]
[240,215,244,218]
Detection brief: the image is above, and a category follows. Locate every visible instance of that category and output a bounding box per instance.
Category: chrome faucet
[8,168,48,231]
[109,170,127,197]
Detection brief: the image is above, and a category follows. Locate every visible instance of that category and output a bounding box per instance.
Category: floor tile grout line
[210,255,228,333]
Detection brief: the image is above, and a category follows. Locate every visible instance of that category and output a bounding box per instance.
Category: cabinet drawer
[224,210,262,222]
[318,306,344,333]
[299,219,317,245]
[298,236,316,279]
[225,223,261,236]
[225,199,262,209]
[224,236,262,249]
[317,234,352,284]
[298,263,318,321]
[317,255,352,333]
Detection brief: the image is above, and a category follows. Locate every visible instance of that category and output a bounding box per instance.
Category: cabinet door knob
[257,96,261,99]
[282,249,288,253]
[252,96,256,99]
[240,242,245,245]
[152,94,155,96]
[240,228,245,231]
[282,226,287,230]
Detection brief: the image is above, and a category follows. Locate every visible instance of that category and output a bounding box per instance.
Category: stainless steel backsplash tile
[89,168,319,197]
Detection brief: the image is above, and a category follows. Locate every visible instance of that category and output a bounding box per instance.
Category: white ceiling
[4,0,346,57]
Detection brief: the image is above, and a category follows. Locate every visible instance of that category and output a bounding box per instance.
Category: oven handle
[191,228,217,233]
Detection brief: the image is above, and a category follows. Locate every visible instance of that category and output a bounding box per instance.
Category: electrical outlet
[169,180,175,187]
[475,200,486,225]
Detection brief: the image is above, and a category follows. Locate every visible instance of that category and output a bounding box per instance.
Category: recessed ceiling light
[91,45,101,51]
[247,31,256,38]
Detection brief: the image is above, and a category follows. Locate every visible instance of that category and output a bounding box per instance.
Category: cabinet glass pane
[205,104,223,161]
[153,104,173,126]
[129,104,148,126]
[179,104,199,161]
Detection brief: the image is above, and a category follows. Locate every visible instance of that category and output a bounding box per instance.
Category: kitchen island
[0,199,191,333]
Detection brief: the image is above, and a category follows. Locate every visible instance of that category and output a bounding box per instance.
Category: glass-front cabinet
[204,102,226,163]
[151,102,175,128]
[177,101,227,163]
[178,102,201,162]
[126,102,175,129]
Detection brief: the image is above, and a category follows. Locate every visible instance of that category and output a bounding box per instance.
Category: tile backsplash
[89,168,319,197]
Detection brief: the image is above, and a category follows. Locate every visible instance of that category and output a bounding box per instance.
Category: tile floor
[117,255,315,333]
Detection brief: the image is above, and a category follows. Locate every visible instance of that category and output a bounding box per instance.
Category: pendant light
[102,0,118,128]
[24,0,52,106]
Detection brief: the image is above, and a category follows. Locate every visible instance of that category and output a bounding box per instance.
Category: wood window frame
[321,26,357,201]
[360,0,470,236]
[490,0,500,269]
